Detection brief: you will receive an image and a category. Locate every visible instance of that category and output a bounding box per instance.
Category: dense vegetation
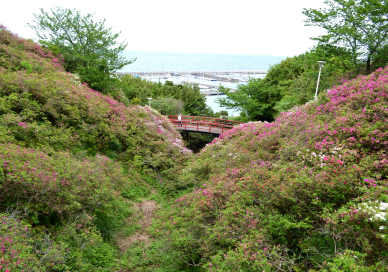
[116,76,222,153]
[220,0,388,122]
[145,66,388,271]
[219,44,386,122]
[117,75,214,117]
[303,0,388,73]
[0,25,191,271]
[2,0,388,270]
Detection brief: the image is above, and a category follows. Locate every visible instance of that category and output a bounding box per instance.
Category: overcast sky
[1,0,327,56]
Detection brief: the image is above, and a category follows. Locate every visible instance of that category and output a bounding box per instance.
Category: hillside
[0,25,191,271]
[2,24,388,271]
[149,67,388,271]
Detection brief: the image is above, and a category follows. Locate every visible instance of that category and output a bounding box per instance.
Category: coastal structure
[119,70,267,76]
[117,70,267,83]
[117,70,267,95]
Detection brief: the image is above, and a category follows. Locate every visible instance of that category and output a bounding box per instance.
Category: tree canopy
[218,0,388,122]
[118,75,214,116]
[217,46,361,121]
[218,53,315,121]
[28,7,135,92]
[303,0,388,72]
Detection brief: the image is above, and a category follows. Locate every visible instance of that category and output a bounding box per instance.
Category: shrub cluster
[151,67,388,271]
[0,25,191,190]
[0,26,192,270]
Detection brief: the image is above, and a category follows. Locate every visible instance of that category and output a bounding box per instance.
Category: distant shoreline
[117,70,268,75]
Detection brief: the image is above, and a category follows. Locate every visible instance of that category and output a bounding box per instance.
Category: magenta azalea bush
[0,210,116,271]
[150,67,388,271]
[0,25,191,192]
[0,213,40,271]
[0,26,192,270]
[0,143,126,215]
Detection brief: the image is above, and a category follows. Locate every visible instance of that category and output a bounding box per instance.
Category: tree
[118,75,213,116]
[28,7,135,92]
[219,110,228,117]
[151,97,184,115]
[303,0,388,72]
[218,56,306,121]
[218,48,356,120]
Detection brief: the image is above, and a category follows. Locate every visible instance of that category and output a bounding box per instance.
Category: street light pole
[147,97,152,107]
[315,61,326,100]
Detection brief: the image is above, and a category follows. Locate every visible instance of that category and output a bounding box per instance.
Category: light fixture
[315,61,326,100]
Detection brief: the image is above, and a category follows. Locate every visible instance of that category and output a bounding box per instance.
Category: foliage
[320,250,385,271]
[148,66,388,271]
[218,52,314,121]
[0,26,192,270]
[0,210,113,271]
[0,26,191,189]
[221,0,388,121]
[28,7,135,93]
[218,43,379,121]
[0,143,127,218]
[151,97,184,115]
[218,110,229,117]
[303,0,388,72]
[122,184,151,201]
[83,242,118,269]
[0,212,40,271]
[118,75,214,116]
[3,19,388,271]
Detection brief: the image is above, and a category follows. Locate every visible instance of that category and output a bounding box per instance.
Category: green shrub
[20,60,34,73]
[0,212,41,271]
[83,242,118,270]
[321,250,385,272]
[122,185,150,200]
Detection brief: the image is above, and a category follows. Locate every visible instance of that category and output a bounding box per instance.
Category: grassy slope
[150,67,388,271]
[0,26,191,271]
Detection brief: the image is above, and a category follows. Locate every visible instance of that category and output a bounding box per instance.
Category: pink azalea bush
[0,26,192,270]
[0,213,40,271]
[0,211,109,271]
[0,143,126,215]
[0,26,191,192]
[151,67,388,270]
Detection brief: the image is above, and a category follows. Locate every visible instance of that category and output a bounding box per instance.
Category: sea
[120,51,287,116]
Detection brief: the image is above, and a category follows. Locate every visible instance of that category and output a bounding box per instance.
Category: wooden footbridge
[168,115,243,135]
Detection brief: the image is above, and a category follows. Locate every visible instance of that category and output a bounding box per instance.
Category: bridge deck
[173,123,225,135]
[168,115,243,135]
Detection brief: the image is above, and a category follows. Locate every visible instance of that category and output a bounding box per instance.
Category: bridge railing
[168,115,243,134]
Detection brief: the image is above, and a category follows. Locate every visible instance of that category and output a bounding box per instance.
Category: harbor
[117,70,268,96]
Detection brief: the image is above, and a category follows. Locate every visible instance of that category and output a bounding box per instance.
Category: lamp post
[147,97,152,107]
[315,61,326,100]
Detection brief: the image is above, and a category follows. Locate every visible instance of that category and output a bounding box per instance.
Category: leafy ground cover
[147,66,388,271]
[0,25,191,271]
